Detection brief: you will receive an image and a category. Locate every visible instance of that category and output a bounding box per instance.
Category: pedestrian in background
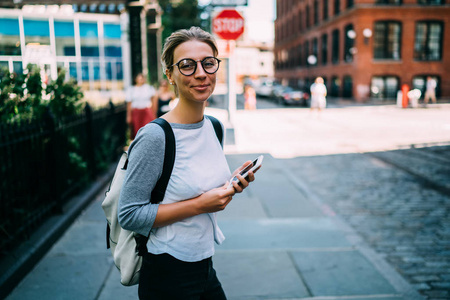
[310,76,327,116]
[424,76,437,106]
[244,84,257,110]
[126,73,156,139]
[118,26,257,300]
[153,79,176,118]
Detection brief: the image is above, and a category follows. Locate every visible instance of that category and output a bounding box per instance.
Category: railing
[0,102,127,258]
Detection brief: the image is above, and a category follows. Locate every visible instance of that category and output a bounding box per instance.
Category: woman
[244,84,257,110]
[153,79,176,117]
[118,27,257,300]
[126,73,156,139]
[310,76,327,114]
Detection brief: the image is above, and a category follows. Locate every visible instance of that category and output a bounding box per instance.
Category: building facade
[0,1,161,104]
[274,0,450,101]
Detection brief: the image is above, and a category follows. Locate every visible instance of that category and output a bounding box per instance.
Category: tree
[159,0,210,43]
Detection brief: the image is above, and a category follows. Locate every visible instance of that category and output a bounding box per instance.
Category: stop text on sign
[213,18,244,34]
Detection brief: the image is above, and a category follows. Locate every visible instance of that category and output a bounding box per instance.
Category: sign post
[212,9,244,134]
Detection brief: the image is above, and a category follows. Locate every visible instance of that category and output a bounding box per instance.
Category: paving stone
[290,250,397,297]
[217,218,351,250]
[413,283,431,291]
[412,275,441,282]
[214,251,310,299]
[6,254,111,300]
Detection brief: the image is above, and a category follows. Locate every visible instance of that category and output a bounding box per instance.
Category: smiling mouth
[193,84,209,91]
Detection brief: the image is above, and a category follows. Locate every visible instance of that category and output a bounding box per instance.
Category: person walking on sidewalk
[310,76,327,116]
[153,78,176,117]
[126,73,156,139]
[244,84,257,110]
[424,76,437,106]
[118,26,257,300]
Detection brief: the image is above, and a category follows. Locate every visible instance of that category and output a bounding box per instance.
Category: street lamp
[363,28,372,45]
[347,29,356,39]
[307,55,317,66]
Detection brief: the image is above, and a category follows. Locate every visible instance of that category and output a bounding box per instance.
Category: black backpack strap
[205,115,223,146]
[136,117,176,255]
[150,118,176,204]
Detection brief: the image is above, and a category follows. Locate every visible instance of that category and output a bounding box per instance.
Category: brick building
[274,0,450,101]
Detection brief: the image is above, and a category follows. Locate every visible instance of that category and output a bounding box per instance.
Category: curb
[0,163,116,300]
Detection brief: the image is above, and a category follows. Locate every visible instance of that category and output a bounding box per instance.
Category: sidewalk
[5,154,421,300]
[7,104,448,300]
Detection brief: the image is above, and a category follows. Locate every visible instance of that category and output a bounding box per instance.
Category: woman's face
[167,40,216,104]
[135,74,145,85]
[160,80,169,90]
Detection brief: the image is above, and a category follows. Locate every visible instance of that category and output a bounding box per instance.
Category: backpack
[102,116,223,286]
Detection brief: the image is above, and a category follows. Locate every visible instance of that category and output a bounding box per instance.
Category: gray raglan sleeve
[118,123,165,236]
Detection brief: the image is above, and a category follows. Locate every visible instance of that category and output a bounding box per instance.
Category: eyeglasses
[170,57,221,76]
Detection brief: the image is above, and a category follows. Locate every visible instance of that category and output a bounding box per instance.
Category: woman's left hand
[230,161,257,193]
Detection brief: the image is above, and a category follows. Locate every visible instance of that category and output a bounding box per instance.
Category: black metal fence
[0,102,127,258]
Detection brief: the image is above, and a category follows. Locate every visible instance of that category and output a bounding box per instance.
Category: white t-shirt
[126,84,156,109]
[310,83,327,100]
[426,79,437,92]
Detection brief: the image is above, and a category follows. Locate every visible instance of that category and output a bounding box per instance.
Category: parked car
[270,84,286,99]
[255,79,281,97]
[275,86,308,106]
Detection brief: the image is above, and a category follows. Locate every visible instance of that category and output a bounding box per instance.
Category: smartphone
[228,155,264,188]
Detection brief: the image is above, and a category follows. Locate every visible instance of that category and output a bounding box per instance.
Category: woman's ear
[165,69,174,85]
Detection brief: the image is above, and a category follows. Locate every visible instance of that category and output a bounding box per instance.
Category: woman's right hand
[196,183,235,214]
[153,183,235,228]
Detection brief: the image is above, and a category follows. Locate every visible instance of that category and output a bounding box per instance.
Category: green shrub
[0,64,83,123]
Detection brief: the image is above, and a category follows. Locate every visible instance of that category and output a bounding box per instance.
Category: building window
[104,23,122,57]
[412,75,441,98]
[54,21,75,56]
[298,12,303,32]
[418,0,442,4]
[314,0,319,25]
[343,76,353,98]
[332,29,339,64]
[347,0,354,8]
[344,24,355,62]
[374,21,401,60]
[290,47,296,69]
[331,76,340,97]
[334,0,340,15]
[0,18,21,56]
[321,33,328,65]
[414,21,443,61]
[298,45,303,67]
[376,0,402,4]
[323,0,328,20]
[306,5,310,28]
[23,19,50,47]
[312,38,318,66]
[79,22,99,57]
[304,40,310,66]
[371,76,399,99]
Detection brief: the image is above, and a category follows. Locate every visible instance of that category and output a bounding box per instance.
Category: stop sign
[213,9,245,40]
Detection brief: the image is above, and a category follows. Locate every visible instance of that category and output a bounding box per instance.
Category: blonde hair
[161,26,218,72]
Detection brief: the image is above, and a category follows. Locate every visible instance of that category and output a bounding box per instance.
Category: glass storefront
[0,8,125,98]
[371,76,399,99]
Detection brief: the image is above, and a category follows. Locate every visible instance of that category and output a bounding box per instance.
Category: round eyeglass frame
[169,57,221,76]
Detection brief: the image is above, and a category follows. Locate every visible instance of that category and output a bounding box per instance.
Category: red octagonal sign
[213,9,244,40]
